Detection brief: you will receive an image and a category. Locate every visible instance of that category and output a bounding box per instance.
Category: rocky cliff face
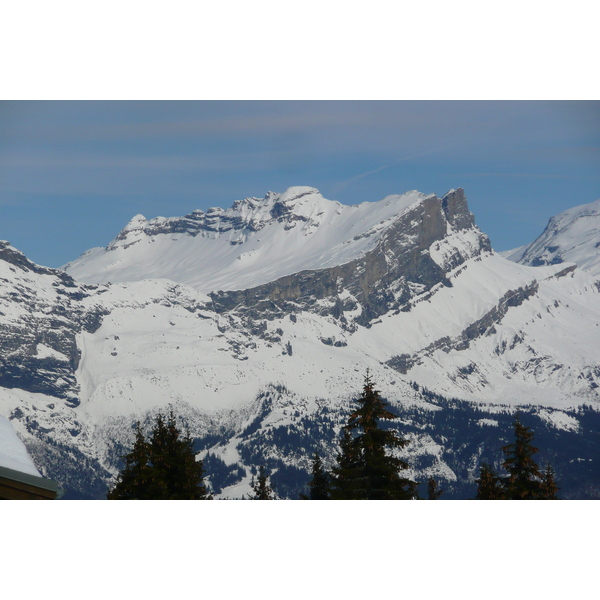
[210,189,491,326]
[0,242,109,404]
[108,190,304,244]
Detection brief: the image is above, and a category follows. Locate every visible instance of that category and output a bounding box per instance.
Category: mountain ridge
[1,186,599,498]
[63,187,476,294]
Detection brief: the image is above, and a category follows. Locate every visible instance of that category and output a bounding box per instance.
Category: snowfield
[68,250,600,426]
[508,197,600,277]
[0,414,42,476]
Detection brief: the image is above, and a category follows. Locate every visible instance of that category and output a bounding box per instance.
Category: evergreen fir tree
[475,462,505,499]
[305,451,331,500]
[540,464,559,499]
[148,411,210,499]
[107,411,210,500]
[427,477,443,500]
[475,413,559,500]
[249,465,275,499]
[331,373,417,500]
[330,428,363,499]
[501,413,545,499]
[107,423,154,499]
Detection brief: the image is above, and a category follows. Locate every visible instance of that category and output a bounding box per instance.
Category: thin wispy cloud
[330,163,394,195]
[330,148,449,196]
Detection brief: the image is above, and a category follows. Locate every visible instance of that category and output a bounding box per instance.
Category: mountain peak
[514,197,600,276]
[126,213,147,226]
[63,187,487,293]
[5,189,600,500]
[0,240,62,278]
[441,188,474,230]
[279,185,320,200]
[110,213,150,249]
[269,187,334,222]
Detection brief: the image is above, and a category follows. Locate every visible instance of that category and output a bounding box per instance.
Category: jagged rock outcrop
[0,242,108,403]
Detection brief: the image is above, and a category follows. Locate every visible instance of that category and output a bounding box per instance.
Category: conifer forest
[107,376,570,500]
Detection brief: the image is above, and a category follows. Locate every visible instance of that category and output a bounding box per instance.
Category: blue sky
[1,100,599,268]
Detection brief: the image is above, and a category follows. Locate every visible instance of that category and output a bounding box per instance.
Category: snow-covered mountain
[506,198,600,277]
[63,186,484,293]
[2,187,600,498]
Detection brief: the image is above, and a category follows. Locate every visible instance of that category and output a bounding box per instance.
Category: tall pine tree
[475,462,505,500]
[331,373,417,500]
[475,413,559,500]
[303,451,331,500]
[149,411,210,499]
[501,413,547,499]
[107,411,210,500]
[540,464,559,500]
[249,465,275,499]
[330,429,362,499]
[107,423,154,500]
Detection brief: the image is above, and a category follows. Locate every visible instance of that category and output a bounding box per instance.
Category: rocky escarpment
[107,189,323,248]
[0,242,108,404]
[210,189,491,326]
[65,187,488,294]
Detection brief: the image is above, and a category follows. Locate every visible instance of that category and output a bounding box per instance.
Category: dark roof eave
[0,464,63,498]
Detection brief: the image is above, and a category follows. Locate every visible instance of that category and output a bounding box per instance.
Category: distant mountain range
[1,187,599,498]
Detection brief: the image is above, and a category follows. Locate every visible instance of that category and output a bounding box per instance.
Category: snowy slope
[70,252,599,424]
[508,198,600,277]
[498,245,527,262]
[2,187,600,498]
[46,246,600,497]
[0,415,42,476]
[63,187,437,292]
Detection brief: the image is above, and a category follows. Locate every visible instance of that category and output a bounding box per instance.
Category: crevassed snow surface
[0,415,41,476]
[64,187,433,292]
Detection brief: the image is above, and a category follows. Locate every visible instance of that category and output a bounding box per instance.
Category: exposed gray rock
[210,190,490,327]
[441,188,475,230]
[0,243,109,403]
